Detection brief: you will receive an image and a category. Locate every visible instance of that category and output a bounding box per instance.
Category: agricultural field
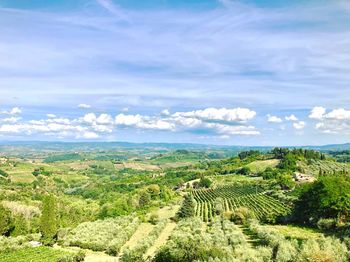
[298,159,350,176]
[1,145,350,261]
[191,184,291,222]
[0,247,71,262]
[246,159,279,173]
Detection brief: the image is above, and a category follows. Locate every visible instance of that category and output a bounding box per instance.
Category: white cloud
[122,107,129,112]
[161,109,170,116]
[309,106,326,120]
[78,104,91,109]
[293,121,306,130]
[311,107,350,134]
[324,108,350,120]
[1,117,21,123]
[173,107,256,122]
[80,131,99,139]
[115,114,142,126]
[115,113,175,130]
[206,123,260,136]
[96,113,113,125]
[10,107,21,115]
[267,114,282,123]
[46,114,56,118]
[82,113,96,124]
[285,114,298,121]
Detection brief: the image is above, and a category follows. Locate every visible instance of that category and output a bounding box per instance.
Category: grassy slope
[246,159,280,173]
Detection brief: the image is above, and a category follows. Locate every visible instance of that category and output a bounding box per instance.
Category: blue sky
[0,0,349,145]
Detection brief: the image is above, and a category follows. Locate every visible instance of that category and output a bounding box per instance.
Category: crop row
[191,185,290,222]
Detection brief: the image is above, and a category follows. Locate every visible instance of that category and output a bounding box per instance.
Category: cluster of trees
[271,148,326,161]
[0,194,58,246]
[238,150,261,160]
[32,167,52,177]
[295,175,350,225]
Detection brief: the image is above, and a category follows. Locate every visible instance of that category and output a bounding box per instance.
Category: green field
[0,247,69,262]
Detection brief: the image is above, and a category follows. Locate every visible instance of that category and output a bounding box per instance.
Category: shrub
[0,204,12,235]
[63,215,139,255]
[317,218,337,230]
[149,213,159,225]
[230,207,255,225]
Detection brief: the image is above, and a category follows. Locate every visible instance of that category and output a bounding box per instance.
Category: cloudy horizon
[1,0,350,146]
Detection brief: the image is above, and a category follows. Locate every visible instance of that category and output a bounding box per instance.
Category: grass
[265,224,324,240]
[209,174,262,185]
[246,159,279,173]
[0,247,69,262]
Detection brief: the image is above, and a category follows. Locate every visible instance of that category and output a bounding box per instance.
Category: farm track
[118,222,155,256]
[238,225,262,247]
[144,222,176,259]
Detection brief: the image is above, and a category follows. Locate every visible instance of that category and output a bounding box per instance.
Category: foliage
[230,207,255,224]
[191,184,291,222]
[198,177,212,188]
[62,215,139,255]
[0,169,8,177]
[177,195,196,219]
[40,195,58,245]
[0,234,41,253]
[0,204,12,235]
[295,175,350,223]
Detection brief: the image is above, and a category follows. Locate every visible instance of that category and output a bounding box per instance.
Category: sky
[0,0,350,146]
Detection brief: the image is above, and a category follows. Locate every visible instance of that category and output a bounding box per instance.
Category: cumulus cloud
[173,108,256,123]
[78,104,91,109]
[115,113,175,130]
[285,114,298,121]
[161,109,170,116]
[267,114,282,123]
[309,106,326,120]
[0,106,259,140]
[206,123,260,136]
[310,107,350,134]
[293,121,306,130]
[1,117,21,123]
[1,107,22,115]
[114,107,258,136]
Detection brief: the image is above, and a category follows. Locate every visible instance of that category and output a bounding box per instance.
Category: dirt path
[144,222,176,259]
[119,222,155,254]
[84,251,118,262]
[238,225,261,247]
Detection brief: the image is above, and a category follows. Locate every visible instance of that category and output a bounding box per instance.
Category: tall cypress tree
[177,195,196,219]
[40,194,57,245]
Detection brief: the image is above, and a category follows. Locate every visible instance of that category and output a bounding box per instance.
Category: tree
[138,191,151,208]
[0,169,8,178]
[0,204,12,235]
[199,177,212,188]
[295,175,350,223]
[40,194,58,245]
[177,195,196,219]
[278,153,297,171]
[11,215,28,236]
[237,166,251,176]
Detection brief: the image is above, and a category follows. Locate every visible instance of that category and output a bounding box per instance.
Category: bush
[0,204,12,235]
[149,213,159,225]
[56,251,85,262]
[63,215,139,255]
[317,218,337,230]
[230,207,255,225]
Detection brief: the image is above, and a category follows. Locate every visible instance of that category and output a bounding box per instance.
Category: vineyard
[190,184,291,222]
[0,247,68,262]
